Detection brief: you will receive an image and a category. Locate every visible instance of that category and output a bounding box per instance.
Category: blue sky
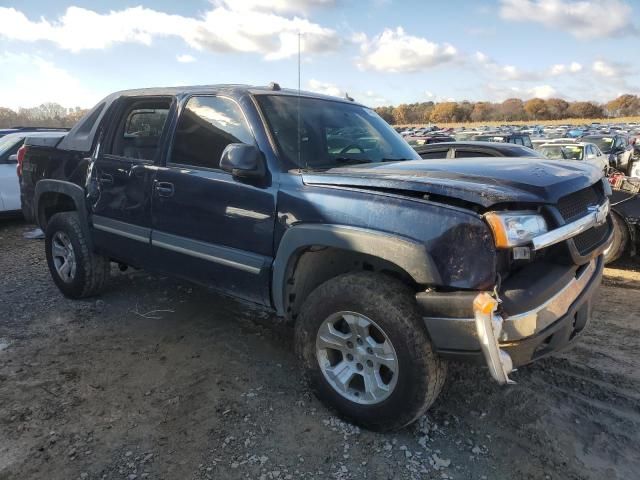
[0,0,638,109]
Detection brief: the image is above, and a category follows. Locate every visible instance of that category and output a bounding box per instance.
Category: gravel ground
[1,218,639,480]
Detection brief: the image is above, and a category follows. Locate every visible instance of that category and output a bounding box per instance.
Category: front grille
[573,222,609,255]
[557,185,602,222]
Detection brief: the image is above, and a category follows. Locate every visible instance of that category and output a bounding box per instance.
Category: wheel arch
[35,180,92,249]
[272,224,441,319]
[611,208,636,256]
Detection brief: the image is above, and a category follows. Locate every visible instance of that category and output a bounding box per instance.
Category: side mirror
[8,154,18,163]
[220,143,265,179]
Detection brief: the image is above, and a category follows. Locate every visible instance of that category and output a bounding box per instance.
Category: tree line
[0,103,89,129]
[374,94,640,125]
[1,95,640,129]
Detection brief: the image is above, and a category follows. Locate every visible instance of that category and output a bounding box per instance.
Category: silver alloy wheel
[51,231,77,283]
[316,311,399,405]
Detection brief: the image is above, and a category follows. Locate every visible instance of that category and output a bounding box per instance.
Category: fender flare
[271,223,442,316]
[34,180,92,248]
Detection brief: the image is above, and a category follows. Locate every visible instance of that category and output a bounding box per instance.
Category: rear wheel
[295,272,447,431]
[45,212,110,298]
[603,212,629,265]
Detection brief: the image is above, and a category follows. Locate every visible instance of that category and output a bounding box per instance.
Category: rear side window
[417,149,448,159]
[170,96,254,170]
[523,136,533,148]
[454,150,493,158]
[110,100,171,161]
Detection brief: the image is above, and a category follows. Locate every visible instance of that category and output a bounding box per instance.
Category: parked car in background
[0,131,67,216]
[405,134,455,146]
[19,84,612,431]
[471,132,533,149]
[538,142,609,173]
[582,134,633,173]
[414,141,539,159]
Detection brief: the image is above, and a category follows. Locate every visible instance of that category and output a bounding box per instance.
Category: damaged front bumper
[473,292,515,385]
[417,255,604,383]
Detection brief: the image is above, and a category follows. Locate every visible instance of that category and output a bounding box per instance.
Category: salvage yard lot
[1,219,639,480]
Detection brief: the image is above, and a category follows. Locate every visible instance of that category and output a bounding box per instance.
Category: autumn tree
[392,104,410,125]
[498,98,526,121]
[606,94,640,117]
[470,102,495,122]
[430,102,459,123]
[545,98,569,119]
[524,98,549,120]
[0,107,18,127]
[566,101,604,119]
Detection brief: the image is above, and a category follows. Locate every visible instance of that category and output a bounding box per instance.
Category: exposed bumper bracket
[473,293,516,385]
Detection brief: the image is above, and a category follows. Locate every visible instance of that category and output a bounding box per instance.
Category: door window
[170,96,254,170]
[110,100,171,161]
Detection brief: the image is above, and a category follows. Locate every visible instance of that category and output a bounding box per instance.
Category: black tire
[295,271,447,431]
[45,211,110,298]
[603,212,629,265]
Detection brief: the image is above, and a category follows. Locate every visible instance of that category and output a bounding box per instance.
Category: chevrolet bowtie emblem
[588,201,609,226]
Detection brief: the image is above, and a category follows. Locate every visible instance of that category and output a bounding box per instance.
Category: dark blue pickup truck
[20,84,612,431]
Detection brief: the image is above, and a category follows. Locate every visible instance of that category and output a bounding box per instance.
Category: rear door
[150,95,276,304]
[90,97,173,267]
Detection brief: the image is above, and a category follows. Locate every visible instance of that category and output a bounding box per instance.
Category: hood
[302,158,603,208]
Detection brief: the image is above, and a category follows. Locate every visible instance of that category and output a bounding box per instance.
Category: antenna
[298,32,301,94]
[297,31,302,169]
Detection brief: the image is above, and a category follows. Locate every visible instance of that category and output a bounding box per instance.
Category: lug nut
[346,341,354,348]
[346,353,354,361]
[356,338,363,346]
[366,360,373,368]
[356,363,363,371]
[366,347,373,354]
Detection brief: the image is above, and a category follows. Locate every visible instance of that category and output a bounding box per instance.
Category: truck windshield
[255,94,420,170]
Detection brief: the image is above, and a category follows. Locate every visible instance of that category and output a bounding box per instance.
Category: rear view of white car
[0,134,23,215]
[0,131,67,216]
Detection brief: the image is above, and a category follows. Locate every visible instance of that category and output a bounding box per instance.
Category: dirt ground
[1,218,638,480]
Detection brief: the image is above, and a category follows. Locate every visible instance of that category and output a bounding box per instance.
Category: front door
[150,95,276,304]
[90,97,172,268]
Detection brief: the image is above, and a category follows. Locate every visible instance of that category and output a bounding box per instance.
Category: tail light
[16,144,27,176]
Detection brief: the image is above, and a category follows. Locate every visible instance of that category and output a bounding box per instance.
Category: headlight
[485,211,548,248]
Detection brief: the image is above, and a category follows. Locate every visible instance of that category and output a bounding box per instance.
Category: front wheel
[295,272,447,431]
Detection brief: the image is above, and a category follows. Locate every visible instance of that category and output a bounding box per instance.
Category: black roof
[56,84,365,152]
[105,84,363,106]
[414,141,538,155]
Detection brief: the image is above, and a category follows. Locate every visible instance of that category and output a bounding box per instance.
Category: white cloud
[482,83,559,102]
[499,0,636,39]
[476,51,584,81]
[529,85,557,99]
[550,61,582,75]
[228,0,337,13]
[307,79,342,97]
[0,53,101,109]
[592,60,619,77]
[0,4,340,60]
[176,54,196,63]
[475,51,542,81]
[355,27,458,73]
